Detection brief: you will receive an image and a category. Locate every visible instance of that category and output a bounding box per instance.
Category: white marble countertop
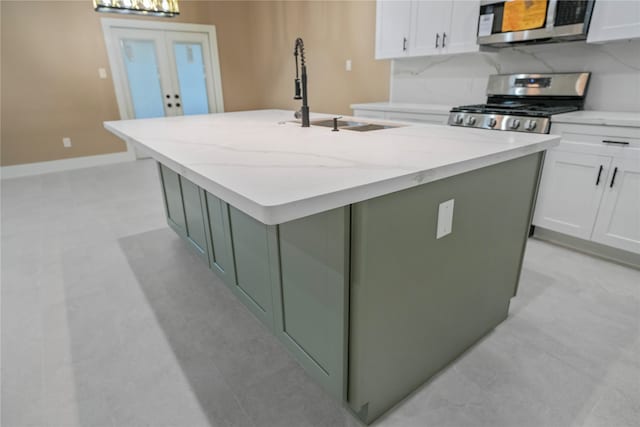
[552,111,640,128]
[105,109,559,225]
[350,102,452,115]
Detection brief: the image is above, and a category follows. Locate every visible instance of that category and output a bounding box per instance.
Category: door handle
[610,167,618,188]
[602,140,629,145]
[442,32,447,48]
[403,37,407,51]
[435,33,440,48]
[595,165,603,186]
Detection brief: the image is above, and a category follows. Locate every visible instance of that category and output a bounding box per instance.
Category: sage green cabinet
[157,155,542,425]
[204,192,236,286]
[273,207,350,400]
[159,164,186,231]
[227,206,277,328]
[158,163,208,261]
[181,177,208,260]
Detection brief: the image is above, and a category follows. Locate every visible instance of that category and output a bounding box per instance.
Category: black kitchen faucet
[293,37,310,127]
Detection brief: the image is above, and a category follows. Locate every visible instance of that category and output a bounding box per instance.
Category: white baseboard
[0,151,136,179]
[533,227,640,269]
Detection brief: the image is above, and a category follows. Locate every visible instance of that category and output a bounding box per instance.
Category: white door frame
[101,18,225,121]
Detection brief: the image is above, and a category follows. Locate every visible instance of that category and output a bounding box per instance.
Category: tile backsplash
[391,39,640,112]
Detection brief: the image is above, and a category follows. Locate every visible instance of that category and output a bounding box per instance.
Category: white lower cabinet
[533,123,640,255]
[534,151,612,240]
[591,157,640,253]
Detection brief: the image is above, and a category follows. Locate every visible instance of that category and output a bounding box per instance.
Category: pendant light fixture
[93,0,179,17]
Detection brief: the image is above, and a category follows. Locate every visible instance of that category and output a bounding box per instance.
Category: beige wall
[250,1,389,116]
[0,0,389,167]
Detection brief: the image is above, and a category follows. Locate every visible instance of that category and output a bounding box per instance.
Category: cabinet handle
[443,32,447,48]
[595,165,603,186]
[610,167,618,188]
[403,37,407,51]
[435,33,440,48]
[602,140,629,145]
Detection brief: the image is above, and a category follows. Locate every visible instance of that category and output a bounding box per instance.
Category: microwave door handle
[547,0,558,28]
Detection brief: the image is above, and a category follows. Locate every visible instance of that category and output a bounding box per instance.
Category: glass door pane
[120,39,166,118]
[173,42,210,115]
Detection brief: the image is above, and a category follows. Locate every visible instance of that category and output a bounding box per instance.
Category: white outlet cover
[345,59,352,71]
[62,137,72,148]
[98,68,108,79]
[437,199,454,239]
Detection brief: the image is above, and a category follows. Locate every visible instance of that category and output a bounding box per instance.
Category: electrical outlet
[437,199,454,239]
[62,137,72,148]
[345,59,352,72]
[98,68,108,79]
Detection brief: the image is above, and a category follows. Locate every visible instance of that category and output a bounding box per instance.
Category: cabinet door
[375,0,412,59]
[180,176,209,260]
[159,163,187,231]
[587,0,640,43]
[228,207,276,329]
[592,157,640,253]
[443,0,480,55]
[410,0,452,56]
[205,192,236,285]
[533,150,612,239]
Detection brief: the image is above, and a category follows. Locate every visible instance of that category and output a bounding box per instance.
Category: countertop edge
[350,102,451,115]
[551,111,640,128]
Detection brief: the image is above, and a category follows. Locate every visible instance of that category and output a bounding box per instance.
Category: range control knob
[454,114,464,125]
[524,120,537,131]
[487,118,497,128]
[509,119,521,130]
[466,116,477,126]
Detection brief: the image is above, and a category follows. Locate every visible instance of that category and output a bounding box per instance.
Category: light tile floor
[2,159,639,427]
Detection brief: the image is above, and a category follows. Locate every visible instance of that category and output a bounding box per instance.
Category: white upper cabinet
[587,0,640,43]
[443,0,483,55]
[410,1,453,56]
[375,0,480,59]
[375,1,412,59]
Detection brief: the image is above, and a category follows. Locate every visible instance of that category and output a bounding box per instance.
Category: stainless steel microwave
[477,0,596,47]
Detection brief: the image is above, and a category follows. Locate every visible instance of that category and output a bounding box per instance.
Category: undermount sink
[311,119,367,128]
[310,119,401,132]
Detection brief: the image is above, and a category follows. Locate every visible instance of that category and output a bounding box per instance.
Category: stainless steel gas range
[448,72,591,134]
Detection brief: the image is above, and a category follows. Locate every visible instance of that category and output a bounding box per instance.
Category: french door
[110,28,219,119]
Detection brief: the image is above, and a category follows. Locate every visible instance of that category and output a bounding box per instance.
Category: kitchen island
[105,109,559,423]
